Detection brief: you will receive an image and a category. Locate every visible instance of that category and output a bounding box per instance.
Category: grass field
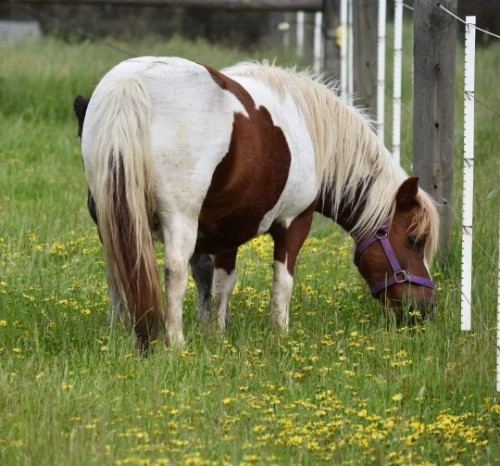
[0,32,499,466]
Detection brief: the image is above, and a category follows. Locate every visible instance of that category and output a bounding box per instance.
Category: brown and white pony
[74,57,439,349]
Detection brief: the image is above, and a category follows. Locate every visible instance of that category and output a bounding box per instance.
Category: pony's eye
[406,235,424,251]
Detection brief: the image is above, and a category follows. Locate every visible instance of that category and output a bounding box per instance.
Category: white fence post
[340,0,353,103]
[498,209,500,390]
[498,225,500,390]
[340,0,348,100]
[313,11,323,72]
[461,15,476,332]
[296,11,305,58]
[376,0,387,142]
[347,0,353,103]
[392,0,403,164]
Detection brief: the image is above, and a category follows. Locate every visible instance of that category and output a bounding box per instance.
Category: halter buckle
[394,270,410,284]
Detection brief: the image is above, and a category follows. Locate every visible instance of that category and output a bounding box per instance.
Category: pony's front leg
[163,220,198,347]
[269,206,315,332]
[212,248,238,332]
[270,259,294,331]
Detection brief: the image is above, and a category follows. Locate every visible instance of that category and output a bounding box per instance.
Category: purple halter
[354,221,435,297]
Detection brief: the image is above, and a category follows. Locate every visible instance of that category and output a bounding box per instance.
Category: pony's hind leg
[87,189,126,325]
[189,253,214,323]
[162,218,198,347]
[269,206,315,331]
[106,264,127,325]
[212,248,238,332]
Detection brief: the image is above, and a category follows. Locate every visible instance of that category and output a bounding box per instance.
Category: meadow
[0,30,499,465]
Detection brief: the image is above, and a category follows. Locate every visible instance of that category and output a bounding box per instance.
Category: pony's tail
[88,76,161,349]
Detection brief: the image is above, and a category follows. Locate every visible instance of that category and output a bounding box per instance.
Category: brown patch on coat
[195,66,292,254]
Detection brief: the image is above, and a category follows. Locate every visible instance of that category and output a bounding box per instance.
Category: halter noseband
[354,222,435,298]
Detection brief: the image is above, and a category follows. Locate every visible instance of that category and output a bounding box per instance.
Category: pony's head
[74,95,89,137]
[354,177,439,325]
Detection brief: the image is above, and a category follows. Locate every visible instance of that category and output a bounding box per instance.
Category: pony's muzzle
[381,288,436,327]
[416,294,436,319]
[399,297,436,327]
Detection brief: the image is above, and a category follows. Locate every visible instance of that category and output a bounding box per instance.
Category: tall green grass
[0,34,499,466]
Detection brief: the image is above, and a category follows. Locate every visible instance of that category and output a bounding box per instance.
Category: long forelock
[224,61,409,240]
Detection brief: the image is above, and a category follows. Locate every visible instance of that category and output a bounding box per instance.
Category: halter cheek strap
[354,222,435,298]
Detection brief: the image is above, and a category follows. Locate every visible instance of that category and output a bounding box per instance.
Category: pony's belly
[195,221,256,254]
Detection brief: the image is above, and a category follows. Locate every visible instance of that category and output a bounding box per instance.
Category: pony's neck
[315,184,368,240]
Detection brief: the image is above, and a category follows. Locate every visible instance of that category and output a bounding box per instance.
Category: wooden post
[323,0,341,81]
[413,0,456,255]
[302,12,316,65]
[352,0,378,118]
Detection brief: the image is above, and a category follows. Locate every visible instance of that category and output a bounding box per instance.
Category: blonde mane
[223,61,439,264]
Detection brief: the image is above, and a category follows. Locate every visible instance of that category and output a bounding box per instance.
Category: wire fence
[435,2,500,391]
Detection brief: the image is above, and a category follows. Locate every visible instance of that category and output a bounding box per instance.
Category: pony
[74,56,439,350]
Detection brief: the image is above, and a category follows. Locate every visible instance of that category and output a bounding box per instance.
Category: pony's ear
[396,176,419,210]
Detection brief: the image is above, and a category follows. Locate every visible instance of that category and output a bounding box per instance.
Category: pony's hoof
[166,331,185,348]
[271,317,289,333]
[215,312,228,333]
